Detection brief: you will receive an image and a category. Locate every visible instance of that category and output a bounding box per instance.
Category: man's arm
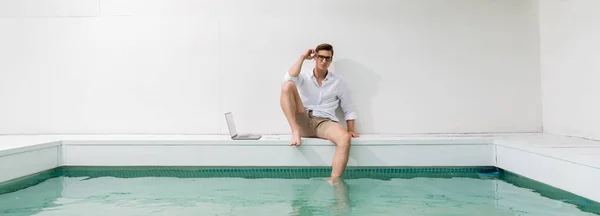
[346,120,357,137]
[338,79,359,137]
[288,49,314,77]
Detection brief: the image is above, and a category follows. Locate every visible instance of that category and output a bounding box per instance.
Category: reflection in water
[330,177,351,215]
[0,177,63,216]
[3,175,598,216]
[289,178,352,216]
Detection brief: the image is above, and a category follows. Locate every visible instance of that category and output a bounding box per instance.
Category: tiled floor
[0,133,513,149]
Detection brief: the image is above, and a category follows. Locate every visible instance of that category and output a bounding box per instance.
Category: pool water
[0,167,598,216]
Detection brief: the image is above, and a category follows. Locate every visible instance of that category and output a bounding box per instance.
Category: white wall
[540,0,600,140]
[0,0,542,135]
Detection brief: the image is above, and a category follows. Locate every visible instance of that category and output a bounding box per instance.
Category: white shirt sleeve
[283,71,303,85]
[338,78,357,120]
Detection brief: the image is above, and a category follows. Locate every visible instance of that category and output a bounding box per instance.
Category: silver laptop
[224,112,262,140]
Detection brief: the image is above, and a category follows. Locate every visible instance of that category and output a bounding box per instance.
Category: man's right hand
[302,49,315,60]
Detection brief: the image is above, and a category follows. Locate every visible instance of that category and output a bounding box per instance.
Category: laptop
[224,112,262,140]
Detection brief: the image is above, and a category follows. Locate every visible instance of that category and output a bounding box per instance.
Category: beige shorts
[296,110,338,138]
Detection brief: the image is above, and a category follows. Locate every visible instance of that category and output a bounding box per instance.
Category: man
[280,43,358,179]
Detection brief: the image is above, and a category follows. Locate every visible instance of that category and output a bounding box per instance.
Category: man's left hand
[348,131,359,138]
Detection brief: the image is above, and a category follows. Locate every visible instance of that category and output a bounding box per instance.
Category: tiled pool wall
[496,144,600,204]
[1,165,599,215]
[61,142,495,166]
[0,139,599,205]
[0,141,61,184]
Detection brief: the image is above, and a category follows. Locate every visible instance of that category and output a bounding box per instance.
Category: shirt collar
[310,69,334,81]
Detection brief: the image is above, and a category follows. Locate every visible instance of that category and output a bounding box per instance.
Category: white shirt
[283,69,357,122]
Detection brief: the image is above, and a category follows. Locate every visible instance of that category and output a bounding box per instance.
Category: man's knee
[334,132,352,148]
[281,81,296,94]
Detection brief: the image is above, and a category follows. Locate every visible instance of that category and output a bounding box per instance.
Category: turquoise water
[0,167,598,216]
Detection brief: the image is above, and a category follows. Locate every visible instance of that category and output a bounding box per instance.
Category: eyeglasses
[317,55,332,62]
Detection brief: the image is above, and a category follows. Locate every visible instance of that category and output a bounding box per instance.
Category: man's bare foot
[290,130,302,146]
[327,179,333,185]
[327,176,341,185]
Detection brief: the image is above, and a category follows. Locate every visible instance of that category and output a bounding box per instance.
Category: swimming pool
[1,166,598,216]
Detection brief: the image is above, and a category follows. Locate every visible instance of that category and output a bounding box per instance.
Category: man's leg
[317,122,351,178]
[280,81,305,146]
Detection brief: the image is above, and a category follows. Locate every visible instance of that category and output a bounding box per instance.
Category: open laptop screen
[224,112,238,137]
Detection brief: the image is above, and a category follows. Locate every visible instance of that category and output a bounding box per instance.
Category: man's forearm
[288,56,305,77]
[346,120,355,132]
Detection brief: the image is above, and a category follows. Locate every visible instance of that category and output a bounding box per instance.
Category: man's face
[314,50,333,71]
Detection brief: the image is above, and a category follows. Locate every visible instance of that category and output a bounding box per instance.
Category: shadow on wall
[332,59,381,134]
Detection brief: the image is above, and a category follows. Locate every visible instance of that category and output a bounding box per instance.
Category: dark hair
[315,43,334,56]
